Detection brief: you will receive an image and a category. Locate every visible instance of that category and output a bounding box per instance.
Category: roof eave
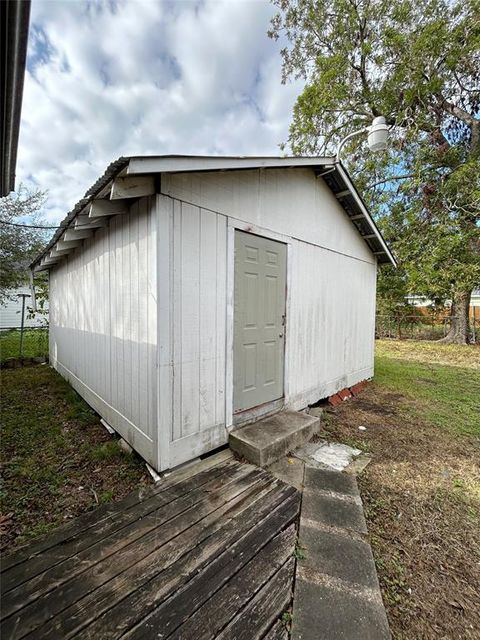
[126,155,333,175]
[334,163,396,266]
[30,155,396,270]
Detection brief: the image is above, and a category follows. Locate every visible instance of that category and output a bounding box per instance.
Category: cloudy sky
[17,0,303,223]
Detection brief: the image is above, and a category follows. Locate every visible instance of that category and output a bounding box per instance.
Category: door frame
[225,217,292,430]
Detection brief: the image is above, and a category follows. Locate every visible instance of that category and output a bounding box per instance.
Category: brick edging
[328,380,369,407]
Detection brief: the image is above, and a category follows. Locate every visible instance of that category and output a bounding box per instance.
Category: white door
[233,231,287,413]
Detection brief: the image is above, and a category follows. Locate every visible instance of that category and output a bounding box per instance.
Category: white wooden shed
[31,156,395,472]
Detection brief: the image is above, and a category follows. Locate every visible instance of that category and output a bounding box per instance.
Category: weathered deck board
[125,502,298,639]
[4,464,257,639]
[217,558,295,640]
[264,621,290,640]
[0,452,300,640]
[2,454,235,592]
[1,449,233,575]
[2,461,244,625]
[168,525,296,640]
[79,486,298,640]
[23,477,273,640]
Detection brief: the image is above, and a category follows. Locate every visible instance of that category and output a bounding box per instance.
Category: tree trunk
[439,290,472,344]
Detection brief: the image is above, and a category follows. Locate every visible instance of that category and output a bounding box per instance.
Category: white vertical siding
[162,168,377,416]
[49,197,158,468]
[162,168,374,263]
[286,240,376,409]
[48,167,379,472]
[157,195,227,468]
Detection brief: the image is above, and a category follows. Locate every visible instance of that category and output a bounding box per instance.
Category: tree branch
[438,95,476,127]
[437,93,480,151]
[366,174,416,189]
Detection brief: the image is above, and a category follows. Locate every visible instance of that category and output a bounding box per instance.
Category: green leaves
[271,0,480,335]
[0,187,48,302]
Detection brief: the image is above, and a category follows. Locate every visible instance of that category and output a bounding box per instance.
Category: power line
[0,219,97,230]
[0,219,64,229]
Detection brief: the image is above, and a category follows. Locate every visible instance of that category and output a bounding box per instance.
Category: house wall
[160,168,377,466]
[0,286,48,329]
[49,197,158,468]
[162,168,374,263]
[287,238,376,409]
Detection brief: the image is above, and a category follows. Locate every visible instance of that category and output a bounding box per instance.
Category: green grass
[0,328,49,361]
[89,440,131,462]
[328,340,480,638]
[374,340,480,438]
[1,365,148,551]
[375,338,479,369]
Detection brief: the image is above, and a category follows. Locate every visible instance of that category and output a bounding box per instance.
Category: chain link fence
[0,326,49,363]
[376,314,478,343]
[2,315,477,364]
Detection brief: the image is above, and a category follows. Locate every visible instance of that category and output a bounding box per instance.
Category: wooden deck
[0,450,300,639]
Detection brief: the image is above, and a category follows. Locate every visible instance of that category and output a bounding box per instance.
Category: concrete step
[229,410,320,467]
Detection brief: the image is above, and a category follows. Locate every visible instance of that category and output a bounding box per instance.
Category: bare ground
[323,341,480,639]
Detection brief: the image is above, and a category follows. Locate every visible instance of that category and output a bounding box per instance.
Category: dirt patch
[0,366,150,553]
[376,339,480,370]
[343,397,397,416]
[323,384,480,639]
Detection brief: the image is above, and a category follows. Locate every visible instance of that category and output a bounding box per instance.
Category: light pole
[335,116,389,163]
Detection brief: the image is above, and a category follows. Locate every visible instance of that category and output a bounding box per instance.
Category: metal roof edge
[126,155,333,175]
[1,0,31,196]
[29,157,130,269]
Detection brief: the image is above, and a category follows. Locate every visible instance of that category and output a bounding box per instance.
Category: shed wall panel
[47,167,379,473]
[48,197,158,467]
[162,168,374,263]
[286,239,376,409]
[162,168,377,417]
[157,196,228,468]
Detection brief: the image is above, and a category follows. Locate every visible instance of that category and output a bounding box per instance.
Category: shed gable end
[162,168,376,264]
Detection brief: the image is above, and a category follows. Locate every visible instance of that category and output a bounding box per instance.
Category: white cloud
[17,0,303,224]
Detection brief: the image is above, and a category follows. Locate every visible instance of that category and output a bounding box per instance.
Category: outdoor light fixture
[367,116,389,152]
[335,116,389,162]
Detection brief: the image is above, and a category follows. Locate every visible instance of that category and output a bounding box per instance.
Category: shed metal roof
[31,155,396,269]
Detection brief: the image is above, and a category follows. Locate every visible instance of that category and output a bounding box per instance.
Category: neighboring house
[0,286,48,330]
[406,290,480,317]
[31,155,395,472]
